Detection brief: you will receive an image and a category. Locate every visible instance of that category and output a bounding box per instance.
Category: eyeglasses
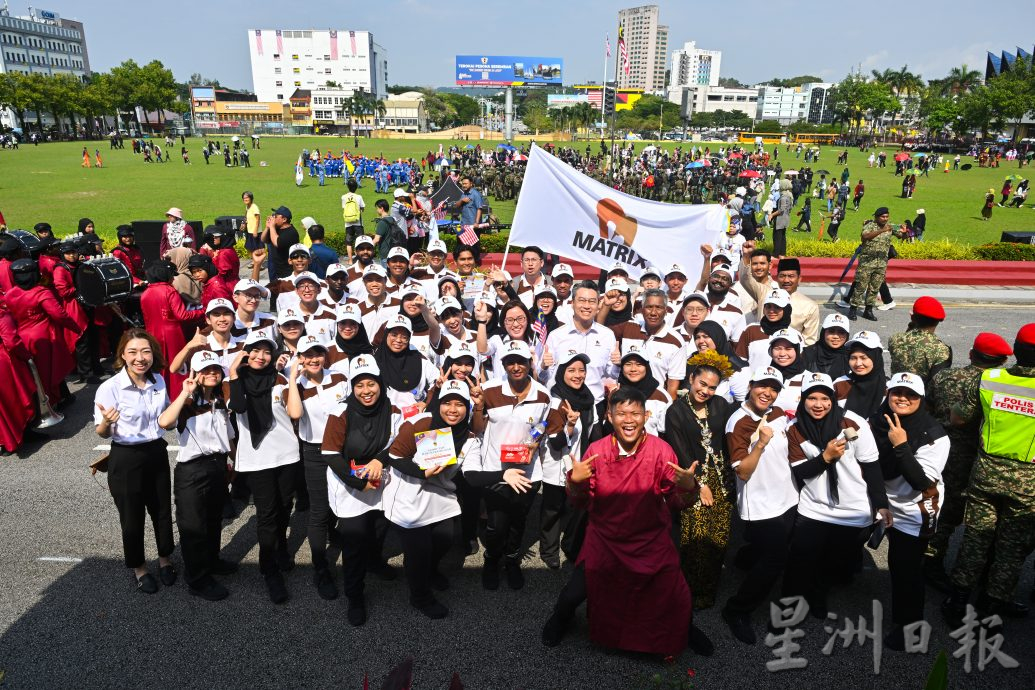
[684,306,708,314]
[504,317,527,325]
[239,294,262,302]
[574,297,598,305]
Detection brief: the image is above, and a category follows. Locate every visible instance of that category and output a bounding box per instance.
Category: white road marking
[38,556,83,563]
[92,445,181,451]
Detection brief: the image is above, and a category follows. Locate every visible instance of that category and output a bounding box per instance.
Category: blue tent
[496,144,517,151]
[685,161,705,169]
[465,144,475,149]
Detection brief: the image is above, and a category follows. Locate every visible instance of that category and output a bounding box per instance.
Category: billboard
[456,55,563,86]
[547,94,590,109]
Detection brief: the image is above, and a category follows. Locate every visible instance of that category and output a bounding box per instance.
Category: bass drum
[76,257,133,307]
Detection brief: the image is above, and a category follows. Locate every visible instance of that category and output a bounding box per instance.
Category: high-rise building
[755,83,835,125]
[668,41,720,90]
[247,29,387,103]
[616,5,668,92]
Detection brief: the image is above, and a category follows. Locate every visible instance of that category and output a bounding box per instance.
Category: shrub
[973,242,1035,261]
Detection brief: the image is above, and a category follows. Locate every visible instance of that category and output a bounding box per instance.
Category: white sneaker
[877,301,896,311]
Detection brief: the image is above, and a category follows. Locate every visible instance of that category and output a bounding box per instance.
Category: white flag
[510,146,727,279]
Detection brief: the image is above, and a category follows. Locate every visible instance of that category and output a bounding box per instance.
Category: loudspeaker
[132,220,204,264]
[1000,231,1035,245]
[215,215,247,233]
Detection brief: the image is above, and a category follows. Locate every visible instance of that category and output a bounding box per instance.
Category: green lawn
[1,136,1032,247]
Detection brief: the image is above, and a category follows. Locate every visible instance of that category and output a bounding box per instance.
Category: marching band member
[50,236,91,383]
[187,253,232,307]
[0,299,38,456]
[111,226,145,284]
[201,225,240,292]
[141,260,204,398]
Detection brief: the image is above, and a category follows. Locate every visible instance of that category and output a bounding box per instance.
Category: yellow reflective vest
[978,369,1035,463]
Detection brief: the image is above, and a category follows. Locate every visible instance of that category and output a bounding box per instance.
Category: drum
[76,257,133,307]
[7,229,42,257]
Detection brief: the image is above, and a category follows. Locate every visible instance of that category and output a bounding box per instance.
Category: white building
[382,91,427,133]
[755,82,836,125]
[668,40,720,91]
[0,5,90,131]
[617,5,668,92]
[247,28,387,104]
[668,85,758,116]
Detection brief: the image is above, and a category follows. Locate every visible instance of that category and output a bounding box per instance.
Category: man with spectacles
[231,279,277,340]
[608,289,687,398]
[540,282,617,403]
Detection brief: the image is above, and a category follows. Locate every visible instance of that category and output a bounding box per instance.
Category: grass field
[1,136,1033,247]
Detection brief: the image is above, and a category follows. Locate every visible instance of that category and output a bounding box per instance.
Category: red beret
[1017,323,1035,347]
[973,332,1013,358]
[912,296,946,321]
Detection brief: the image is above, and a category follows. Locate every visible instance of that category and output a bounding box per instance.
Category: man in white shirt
[774,257,820,345]
[609,288,687,398]
[704,265,747,346]
[540,282,617,402]
[512,245,550,309]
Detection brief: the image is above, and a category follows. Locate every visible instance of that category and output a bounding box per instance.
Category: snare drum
[76,257,133,307]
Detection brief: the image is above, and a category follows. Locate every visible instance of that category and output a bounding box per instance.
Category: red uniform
[0,303,37,453]
[200,274,232,307]
[0,259,13,296]
[38,254,60,282]
[112,245,145,283]
[4,285,80,404]
[140,282,204,397]
[50,261,89,353]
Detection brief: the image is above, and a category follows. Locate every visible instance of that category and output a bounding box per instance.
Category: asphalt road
[2,300,1035,690]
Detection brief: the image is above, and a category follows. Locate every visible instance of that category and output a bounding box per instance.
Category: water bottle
[528,421,547,445]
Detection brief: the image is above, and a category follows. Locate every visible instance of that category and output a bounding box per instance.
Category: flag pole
[500,241,512,275]
[601,34,609,145]
[609,27,621,186]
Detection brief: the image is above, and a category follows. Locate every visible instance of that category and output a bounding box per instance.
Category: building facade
[668,85,758,116]
[617,5,668,93]
[190,86,286,135]
[668,40,720,91]
[247,29,387,104]
[382,91,426,134]
[755,82,835,125]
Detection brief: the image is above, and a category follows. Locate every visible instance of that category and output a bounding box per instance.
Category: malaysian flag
[458,225,478,246]
[432,201,447,221]
[606,33,611,58]
[275,29,283,55]
[531,313,548,342]
[618,26,629,76]
[349,30,357,56]
[329,30,338,60]
[255,29,263,56]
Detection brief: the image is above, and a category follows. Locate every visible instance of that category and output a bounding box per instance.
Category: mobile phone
[866,520,886,550]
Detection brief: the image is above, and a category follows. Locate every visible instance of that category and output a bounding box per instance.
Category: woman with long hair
[93,329,175,594]
[834,331,887,419]
[141,260,204,398]
[475,298,532,379]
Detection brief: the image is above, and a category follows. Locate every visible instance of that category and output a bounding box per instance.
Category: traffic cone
[818,217,826,241]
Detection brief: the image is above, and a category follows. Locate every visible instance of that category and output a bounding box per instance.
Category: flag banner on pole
[255,30,263,56]
[349,30,357,56]
[606,34,611,57]
[275,29,283,55]
[329,30,338,60]
[618,27,629,76]
[458,225,479,246]
[510,146,726,280]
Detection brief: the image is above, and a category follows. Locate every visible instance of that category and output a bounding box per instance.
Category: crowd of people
[2,185,1034,662]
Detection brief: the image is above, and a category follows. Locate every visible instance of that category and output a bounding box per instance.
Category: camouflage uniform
[889,328,953,385]
[949,365,1035,601]
[925,364,983,564]
[850,220,892,308]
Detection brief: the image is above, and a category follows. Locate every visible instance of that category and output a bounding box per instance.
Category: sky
[30,0,1035,91]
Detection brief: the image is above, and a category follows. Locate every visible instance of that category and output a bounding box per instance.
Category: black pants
[888,528,927,626]
[782,514,869,609]
[772,227,787,257]
[243,462,297,575]
[844,280,892,305]
[794,217,811,232]
[483,482,540,564]
[174,453,226,585]
[301,442,333,570]
[337,509,389,599]
[724,506,796,617]
[539,483,568,562]
[396,519,453,606]
[553,562,588,620]
[107,439,173,569]
[455,473,481,544]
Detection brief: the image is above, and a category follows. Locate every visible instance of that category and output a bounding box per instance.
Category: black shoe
[276,550,294,573]
[980,594,1029,619]
[347,596,367,626]
[942,588,971,628]
[188,575,229,602]
[466,539,480,556]
[315,569,339,600]
[922,558,953,594]
[265,572,288,604]
[21,427,47,442]
[135,572,159,594]
[884,625,906,652]
[212,559,239,576]
[542,611,570,647]
[544,557,561,570]
[430,571,450,592]
[862,307,878,321]
[505,561,525,590]
[482,560,500,591]
[847,306,858,321]
[688,623,715,656]
[159,564,177,587]
[369,561,397,581]
[721,608,757,645]
[413,597,449,619]
[55,393,76,410]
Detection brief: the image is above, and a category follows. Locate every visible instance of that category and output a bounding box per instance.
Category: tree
[718,77,747,88]
[756,119,785,133]
[982,62,1035,136]
[931,64,983,97]
[135,60,180,129]
[522,102,550,135]
[764,75,822,88]
[107,59,142,132]
[918,93,962,138]
[440,93,479,126]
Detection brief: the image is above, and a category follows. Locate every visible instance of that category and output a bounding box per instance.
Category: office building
[755,82,835,125]
[668,85,758,117]
[616,5,668,92]
[668,40,720,90]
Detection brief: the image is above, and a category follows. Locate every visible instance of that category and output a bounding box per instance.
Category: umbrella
[465,144,475,149]
[701,159,712,167]
[728,152,743,159]
[1005,174,1024,182]
[783,170,799,176]
[434,157,452,167]
[960,163,973,170]
[231,136,240,142]
[685,161,705,169]
[738,170,762,178]
[912,152,927,158]
[642,145,657,152]
[496,144,516,151]
[815,169,831,175]
[894,152,910,162]
[514,153,528,161]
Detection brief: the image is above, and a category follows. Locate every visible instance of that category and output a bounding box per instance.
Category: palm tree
[932,64,983,97]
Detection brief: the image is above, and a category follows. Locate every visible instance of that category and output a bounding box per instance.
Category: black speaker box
[1000,231,1035,245]
[132,220,204,264]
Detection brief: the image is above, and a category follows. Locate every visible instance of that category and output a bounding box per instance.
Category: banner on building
[510,146,726,279]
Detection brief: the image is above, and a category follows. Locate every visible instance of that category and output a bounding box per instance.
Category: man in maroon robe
[541,387,714,657]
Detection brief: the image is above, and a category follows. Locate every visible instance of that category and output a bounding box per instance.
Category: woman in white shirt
[285,335,350,601]
[158,349,235,601]
[382,379,482,619]
[373,313,438,417]
[475,298,533,380]
[94,329,174,595]
[227,331,303,605]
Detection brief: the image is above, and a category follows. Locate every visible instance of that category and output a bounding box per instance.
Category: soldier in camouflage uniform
[848,207,897,321]
[889,295,952,387]
[943,324,1035,625]
[923,333,1014,592]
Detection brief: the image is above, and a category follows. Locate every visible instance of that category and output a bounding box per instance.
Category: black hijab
[617,355,661,398]
[429,389,472,456]
[694,320,747,371]
[869,397,945,461]
[803,327,850,379]
[236,352,278,449]
[530,296,561,335]
[77,217,94,234]
[343,375,393,462]
[603,297,633,326]
[334,322,373,360]
[374,329,424,393]
[794,385,845,502]
[769,336,806,379]
[401,298,430,334]
[551,356,596,452]
[844,344,886,418]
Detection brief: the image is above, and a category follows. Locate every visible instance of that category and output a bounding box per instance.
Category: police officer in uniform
[943,324,1035,625]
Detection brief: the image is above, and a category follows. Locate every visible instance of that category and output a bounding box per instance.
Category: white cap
[190,349,225,373]
[383,313,413,334]
[438,378,471,403]
[277,307,305,325]
[445,340,477,363]
[710,263,734,280]
[387,246,410,261]
[607,261,629,275]
[500,339,533,362]
[551,263,574,279]
[888,371,925,396]
[821,313,851,332]
[640,266,662,281]
[665,263,687,278]
[604,277,631,293]
[348,353,380,382]
[847,330,882,350]
[325,262,348,277]
[300,216,317,231]
[400,284,425,300]
[620,341,650,363]
[297,334,328,353]
[292,271,320,287]
[915,208,925,215]
[434,296,463,315]
[288,243,310,257]
[426,238,448,254]
[767,327,803,348]
[556,348,591,369]
[534,284,558,299]
[363,263,388,279]
[762,287,791,309]
[243,330,277,350]
[710,249,734,264]
[749,366,784,387]
[205,297,235,314]
[437,272,461,288]
[335,303,362,323]
[355,235,375,248]
[801,371,835,395]
[735,186,747,196]
[234,278,270,298]
[393,187,409,198]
